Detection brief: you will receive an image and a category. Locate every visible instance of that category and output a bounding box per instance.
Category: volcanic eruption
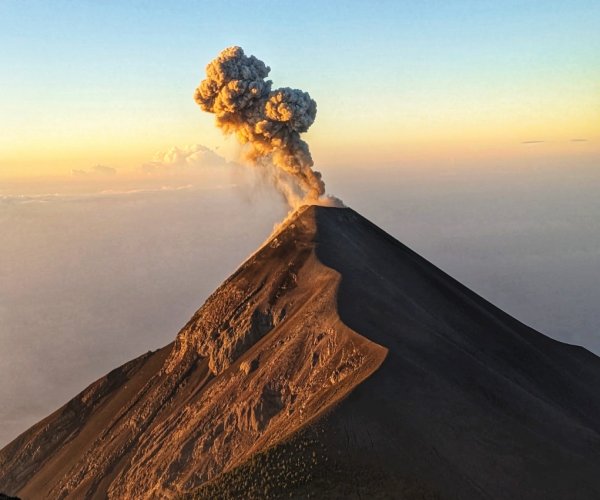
[194,46,340,208]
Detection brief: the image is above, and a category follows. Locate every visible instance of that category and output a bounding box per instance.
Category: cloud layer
[141,144,228,174]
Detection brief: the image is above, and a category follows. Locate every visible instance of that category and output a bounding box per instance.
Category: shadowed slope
[2,206,600,500]
[307,208,600,499]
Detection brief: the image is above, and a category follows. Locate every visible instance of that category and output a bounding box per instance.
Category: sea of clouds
[1,149,599,446]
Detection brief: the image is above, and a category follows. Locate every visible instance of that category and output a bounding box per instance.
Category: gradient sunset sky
[1,0,598,180]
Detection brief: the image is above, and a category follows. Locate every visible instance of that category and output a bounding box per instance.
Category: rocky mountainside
[2,206,600,499]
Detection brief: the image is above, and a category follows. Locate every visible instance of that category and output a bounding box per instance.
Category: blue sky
[1,0,598,176]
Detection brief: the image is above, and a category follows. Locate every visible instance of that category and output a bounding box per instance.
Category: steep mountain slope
[308,207,600,499]
[2,206,600,499]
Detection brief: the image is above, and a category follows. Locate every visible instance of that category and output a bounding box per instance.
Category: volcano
[2,206,600,499]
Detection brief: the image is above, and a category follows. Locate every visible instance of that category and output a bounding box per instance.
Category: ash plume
[194,46,339,207]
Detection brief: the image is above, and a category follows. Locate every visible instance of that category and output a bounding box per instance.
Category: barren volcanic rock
[2,206,600,499]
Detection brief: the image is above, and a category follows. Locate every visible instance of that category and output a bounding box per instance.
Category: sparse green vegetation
[182,425,441,500]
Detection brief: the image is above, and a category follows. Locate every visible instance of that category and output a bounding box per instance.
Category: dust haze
[1,156,599,447]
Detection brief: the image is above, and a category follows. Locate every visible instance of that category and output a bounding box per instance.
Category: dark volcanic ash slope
[308,207,600,499]
[2,206,600,500]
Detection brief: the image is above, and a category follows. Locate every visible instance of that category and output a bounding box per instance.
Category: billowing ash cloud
[194,46,336,207]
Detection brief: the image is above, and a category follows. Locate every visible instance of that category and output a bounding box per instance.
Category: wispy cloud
[92,164,117,175]
[0,184,233,205]
[71,164,117,177]
[98,185,195,196]
[521,139,590,145]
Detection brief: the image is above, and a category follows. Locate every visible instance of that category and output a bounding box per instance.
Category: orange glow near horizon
[1,93,598,181]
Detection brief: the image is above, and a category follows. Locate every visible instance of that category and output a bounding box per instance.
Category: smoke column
[195,46,339,207]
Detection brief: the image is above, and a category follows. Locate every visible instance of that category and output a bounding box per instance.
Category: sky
[1,0,599,179]
[1,1,599,446]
